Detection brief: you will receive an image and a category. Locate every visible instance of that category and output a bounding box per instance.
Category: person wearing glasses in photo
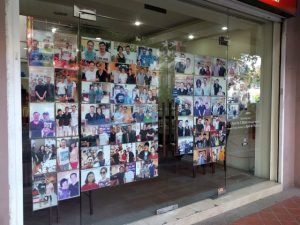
[98,167,110,188]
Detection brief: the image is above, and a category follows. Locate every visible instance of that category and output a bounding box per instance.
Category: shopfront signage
[238,0,297,17]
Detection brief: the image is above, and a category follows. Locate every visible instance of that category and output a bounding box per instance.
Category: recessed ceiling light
[51,27,57,33]
[222,26,228,31]
[188,34,194,40]
[134,21,142,26]
[96,37,101,40]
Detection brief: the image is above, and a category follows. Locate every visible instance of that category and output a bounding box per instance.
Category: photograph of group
[174,53,227,163]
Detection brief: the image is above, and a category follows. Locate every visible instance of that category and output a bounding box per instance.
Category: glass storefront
[20,1,278,224]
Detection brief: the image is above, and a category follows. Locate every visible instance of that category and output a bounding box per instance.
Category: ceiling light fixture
[222,26,228,31]
[51,27,57,33]
[188,34,194,40]
[134,21,142,26]
[96,37,101,40]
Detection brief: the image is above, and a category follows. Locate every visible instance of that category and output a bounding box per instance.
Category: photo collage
[80,38,159,192]
[174,53,226,166]
[28,28,80,211]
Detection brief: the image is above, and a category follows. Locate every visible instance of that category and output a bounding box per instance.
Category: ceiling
[20,0,261,44]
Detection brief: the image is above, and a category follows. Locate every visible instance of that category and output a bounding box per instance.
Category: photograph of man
[41,112,55,137]
[29,39,43,66]
[69,172,79,197]
[57,139,70,171]
[211,97,226,116]
[194,97,211,116]
[195,132,210,149]
[132,106,144,123]
[70,105,78,136]
[96,62,110,82]
[81,39,96,62]
[96,41,111,62]
[194,117,204,133]
[184,57,194,74]
[122,125,137,143]
[175,53,194,74]
[45,76,55,102]
[124,163,135,184]
[82,61,97,82]
[136,67,146,85]
[110,164,125,186]
[178,138,193,155]
[98,126,110,145]
[35,78,47,102]
[197,150,207,166]
[29,112,45,138]
[56,77,67,101]
[137,142,151,161]
[210,131,221,147]
[212,116,226,131]
[124,44,137,64]
[65,75,77,102]
[137,47,158,68]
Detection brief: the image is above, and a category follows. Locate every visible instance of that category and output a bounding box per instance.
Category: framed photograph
[110,164,125,186]
[110,143,136,165]
[227,59,239,76]
[133,104,158,123]
[175,96,193,116]
[194,96,211,116]
[211,97,226,116]
[29,103,55,138]
[211,146,225,161]
[81,146,110,169]
[174,74,194,95]
[227,104,240,120]
[81,37,111,65]
[193,149,209,166]
[137,46,159,70]
[194,55,213,76]
[136,85,158,104]
[57,170,80,201]
[56,137,79,172]
[81,82,111,104]
[177,137,193,155]
[211,116,226,132]
[29,67,55,102]
[211,57,227,77]
[136,159,158,180]
[32,173,57,211]
[111,42,137,64]
[112,124,137,145]
[136,141,157,161]
[194,76,211,96]
[194,132,210,149]
[80,124,110,146]
[31,139,56,176]
[194,116,212,133]
[211,77,226,96]
[53,32,78,69]
[111,105,134,124]
[174,52,194,75]
[178,116,193,137]
[54,69,78,102]
[137,123,158,142]
[110,63,137,84]
[110,84,136,104]
[81,104,111,126]
[80,167,101,191]
[55,103,79,137]
[29,30,53,67]
[210,131,226,147]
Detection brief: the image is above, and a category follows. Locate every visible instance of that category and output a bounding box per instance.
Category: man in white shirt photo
[56,77,67,100]
[70,105,78,136]
[124,165,134,183]
[96,41,111,62]
[124,45,136,64]
[84,62,97,81]
[98,127,109,145]
[57,139,70,171]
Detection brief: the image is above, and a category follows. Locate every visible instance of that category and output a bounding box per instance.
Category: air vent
[53,12,68,16]
[144,4,167,14]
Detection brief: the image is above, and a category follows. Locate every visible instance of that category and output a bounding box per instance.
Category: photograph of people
[195,132,210,149]
[210,131,221,147]
[32,173,57,211]
[55,104,76,137]
[136,142,152,161]
[227,104,239,120]
[81,146,110,169]
[212,58,226,77]
[124,163,136,184]
[56,138,70,171]
[81,82,111,104]
[177,137,193,155]
[95,62,110,82]
[82,104,110,126]
[176,96,193,116]
[175,75,193,95]
[110,164,125,186]
[29,103,54,138]
[96,41,111,62]
[29,67,55,102]
[194,97,211,116]
[82,61,97,82]
[31,139,56,175]
[211,77,226,96]
[211,97,226,116]
[211,116,226,131]
[193,150,208,166]
[81,39,96,63]
[137,46,159,69]
[136,67,146,85]
[194,76,211,96]
[29,31,54,67]
[98,166,110,188]
[54,69,78,103]
[174,52,194,74]
[97,125,110,146]
[111,42,137,64]
[178,118,193,137]
[81,169,99,191]
[110,84,135,104]
[111,105,133,124]
[57,177,70,200]
[53,33,77,69]
[121,124,137,143]
[110,143,136,165]
[194,56,212,76]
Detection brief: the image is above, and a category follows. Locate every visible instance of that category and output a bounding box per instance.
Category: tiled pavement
[196,188,300,225]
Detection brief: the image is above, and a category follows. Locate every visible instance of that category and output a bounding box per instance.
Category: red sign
[259,0,297,15]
